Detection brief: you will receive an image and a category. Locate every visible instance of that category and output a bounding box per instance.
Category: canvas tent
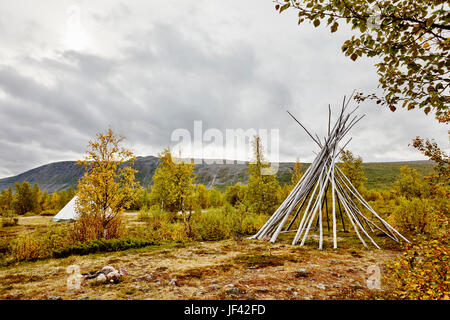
[53,195,80,222]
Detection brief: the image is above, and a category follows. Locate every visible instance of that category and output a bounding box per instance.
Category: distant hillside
[0,157,434,192]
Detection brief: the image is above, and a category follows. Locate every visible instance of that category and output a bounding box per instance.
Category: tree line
[0,182,75,216]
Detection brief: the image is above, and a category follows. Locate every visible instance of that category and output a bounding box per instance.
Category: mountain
[0,157,434,192]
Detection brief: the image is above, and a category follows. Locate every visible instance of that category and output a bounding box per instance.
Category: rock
[96,274,107,283]
[106,270,120,280]
[210,279,218,284]
[316,284,326,290]
[132,285,142,290]
[226,287,245,295]
[224,284,235,288]
[77,296,90,300]
[48,295,62,300]
[287,287,295,291]
[119,267,129,276]
[293,291,298,296]
[101,266,116,275]
[142,275,153,282]
[168,278,177,286]
[329,260,340,264]
[211,285,220,291]
[195,291,203,296]
[155,281,161,286]
[295,268,310,277]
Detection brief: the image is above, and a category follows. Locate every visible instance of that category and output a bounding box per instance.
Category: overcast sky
[0,0,448,178]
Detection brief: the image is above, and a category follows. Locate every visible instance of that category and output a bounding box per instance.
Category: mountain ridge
[0,157,434,192]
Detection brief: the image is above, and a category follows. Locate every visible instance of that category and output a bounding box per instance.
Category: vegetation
[0,130,448,301]
[244,136,281,215]
[74,128,141,242]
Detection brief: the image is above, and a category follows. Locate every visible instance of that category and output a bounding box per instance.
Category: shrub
[1,210,18,227]
[40,209,58,216]
[384,236,449,300]
[11,233,43,261]
[192,209,230,241]
[69,213,125,243]
[191,205,268,241]
[2,216,18,227]
[388,198,443,235]
[131,208,188,243]
[52,238,156,258]
[364,189,383,202]
[10,225,71,261]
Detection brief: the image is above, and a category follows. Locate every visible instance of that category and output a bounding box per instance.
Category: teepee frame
[250,96,410,249]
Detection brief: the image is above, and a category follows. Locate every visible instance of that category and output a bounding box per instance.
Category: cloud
[0,0,447,178]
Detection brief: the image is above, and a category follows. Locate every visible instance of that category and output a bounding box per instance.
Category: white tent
[53,195,80,222]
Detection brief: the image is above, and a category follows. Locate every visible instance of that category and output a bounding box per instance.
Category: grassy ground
[0,213,402,300]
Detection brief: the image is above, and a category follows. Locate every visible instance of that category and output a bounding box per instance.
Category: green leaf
[280,3,290,13]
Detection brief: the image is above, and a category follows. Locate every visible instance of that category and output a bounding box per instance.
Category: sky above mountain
[0,0,448,178]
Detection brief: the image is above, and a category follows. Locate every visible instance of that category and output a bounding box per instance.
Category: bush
[191,205,268,241]
[1,210,18,227]
[10,225,70,261]
[2,216,18,227]
[364,189,383,202]
[385,236,449,300]
[388,198,443,235]
[192,209,230,241]
[53,238,156,258]
[138,207,176,224]
[11,233,43,261]
[40,209,58,216]
[131,208,188,243]
[69,213,125,243]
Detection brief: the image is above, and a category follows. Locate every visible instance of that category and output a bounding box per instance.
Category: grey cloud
[0,1,447,179]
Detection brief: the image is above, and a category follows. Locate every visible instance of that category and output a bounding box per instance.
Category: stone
[141,275,152,282]
[195,291,203,296]
[119,267,129,276]
[329,260,341,264]
[101,266,116,275]
[224,284,235,288]
[77,296,90,300]
[48,295,62,300]
[316,284,326,290]
[295,268,310,277]
[210,279,218,284]
[96,274,107,283]
[168,278,177,286]
[226,287,245,295]
[106,270,120,280]
[155,281,161,286]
